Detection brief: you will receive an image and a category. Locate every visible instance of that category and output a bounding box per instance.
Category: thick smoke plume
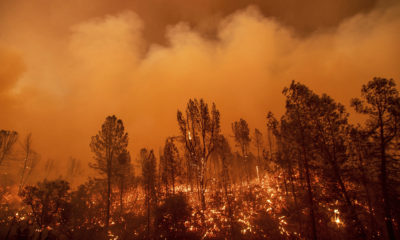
[0,0,399,181]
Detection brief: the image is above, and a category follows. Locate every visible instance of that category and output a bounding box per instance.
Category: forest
[0,77,399,240]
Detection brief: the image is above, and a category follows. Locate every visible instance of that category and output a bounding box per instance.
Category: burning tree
[4,78,400,240]
[19,180,70,236]
[155,193,194,240]
[177,98,220,210]
[253,128,263,179]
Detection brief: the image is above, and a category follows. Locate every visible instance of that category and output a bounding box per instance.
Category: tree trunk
[172,164,175,195]
[302,143,317,240]
[379,113,396,240]
[358,152,377,237]
[120,176,124,214]
[19,150,29,193]
[147,178,151,240]
[106,164,111,229]
[380,141,396,240]
[333,163,366,238]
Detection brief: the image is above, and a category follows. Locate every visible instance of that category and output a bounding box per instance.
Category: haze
[1,0,399,180]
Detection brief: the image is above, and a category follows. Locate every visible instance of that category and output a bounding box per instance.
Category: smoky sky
[0,0,399,180]
[0,0,382,45]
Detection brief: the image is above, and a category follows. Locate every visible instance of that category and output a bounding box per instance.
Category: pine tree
[177,98,220,210]
[141,148,157,240]
[232,119,251,184]
[352,77,400,240]
[89,115,128,229]
[161,138,181,195]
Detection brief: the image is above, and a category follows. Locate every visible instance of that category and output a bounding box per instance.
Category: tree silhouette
[0,130,18,167]
[232,118,251,184]
[253,128,263,180]
[19,133,39,192]
[19,179,70,237]
[352,77,400,240]
[177,98,220,210]
[89,115,128,229]
[310,93,366,238]
[282,81,318,240]
[161,138,181,195]
[141,148,157,240]
[4,77,400,240]
[155,193,194,240]
[115,150,131,214]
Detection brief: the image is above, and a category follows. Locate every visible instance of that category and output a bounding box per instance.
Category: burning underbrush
[0,172,347,240]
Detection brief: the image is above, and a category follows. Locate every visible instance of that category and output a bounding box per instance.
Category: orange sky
[0,0,399,180]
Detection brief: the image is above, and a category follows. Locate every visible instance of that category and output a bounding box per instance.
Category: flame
[188,131,192,140]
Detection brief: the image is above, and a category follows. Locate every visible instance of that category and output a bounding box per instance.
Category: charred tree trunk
[106,155,111,230]
[302,142,317,240]
[379,114,396,240]
[357,151,377,237]
[120,176,124,214]
[332,161,366,238]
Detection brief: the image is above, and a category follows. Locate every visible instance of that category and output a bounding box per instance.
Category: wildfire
[333,209,342,226]
[188,131,192,140]
[1,169,352,239]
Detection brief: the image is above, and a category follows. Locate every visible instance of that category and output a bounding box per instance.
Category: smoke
[0,1,399,181]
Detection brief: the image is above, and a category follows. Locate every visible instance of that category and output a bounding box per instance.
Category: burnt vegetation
[1,77,400,240]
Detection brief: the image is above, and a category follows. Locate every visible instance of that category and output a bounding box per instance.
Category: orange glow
[0,2,399,183]
[0,2,399,238]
